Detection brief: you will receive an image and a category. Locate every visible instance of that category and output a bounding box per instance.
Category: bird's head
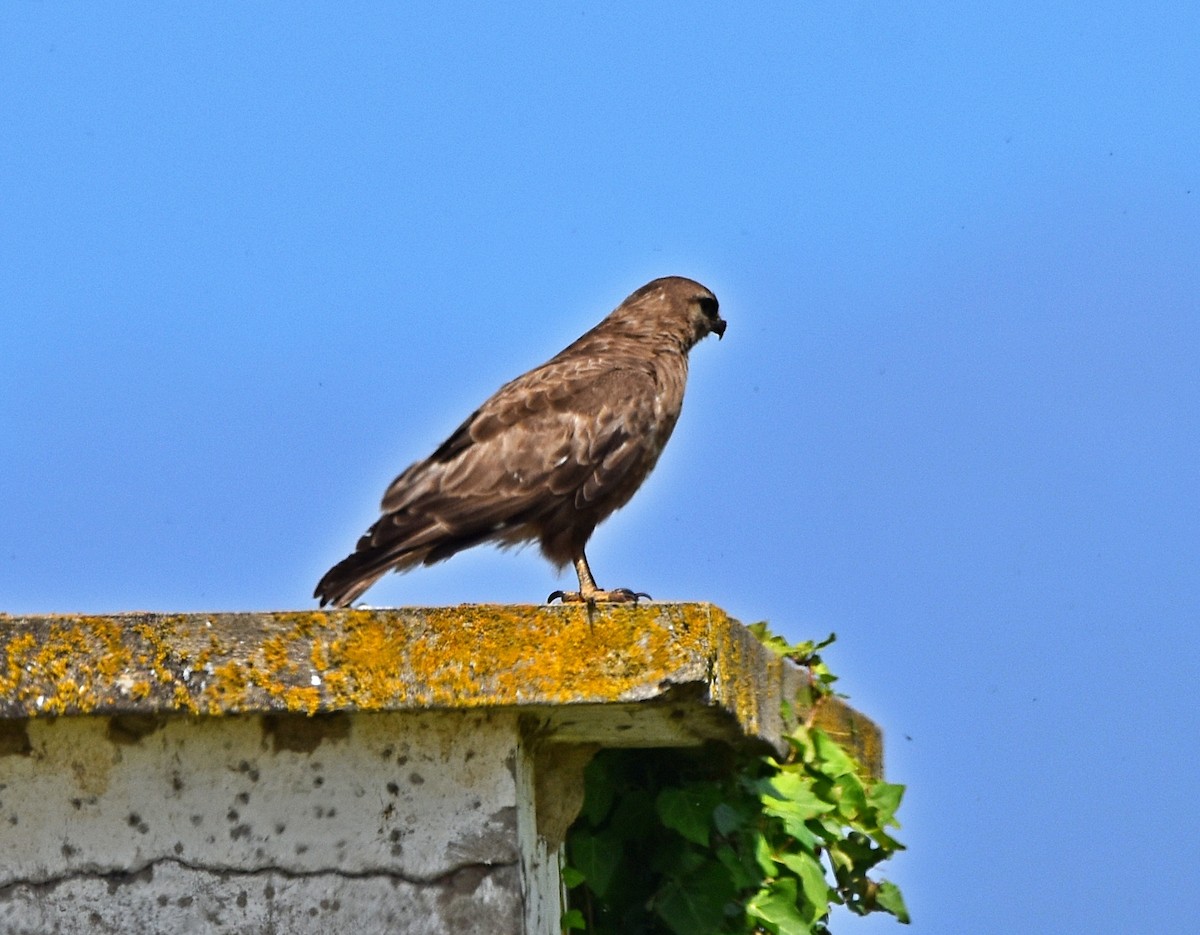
[617,276,725,350]
[674,279,725,349]
[693,291,726,342]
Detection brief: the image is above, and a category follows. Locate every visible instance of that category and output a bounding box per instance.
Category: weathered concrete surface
[0,604,885,933]
[0,711,523,935]
[1,860,521,935]
[0,604,880,770]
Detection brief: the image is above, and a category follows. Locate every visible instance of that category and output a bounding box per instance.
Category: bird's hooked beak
[712,316,727,340]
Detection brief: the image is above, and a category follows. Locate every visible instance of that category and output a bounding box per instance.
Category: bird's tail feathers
[313,546,417,608]
[313,513,521,608]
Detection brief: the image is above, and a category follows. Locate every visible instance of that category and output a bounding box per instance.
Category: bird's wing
[370,357,659,551]
[315,357,662,606]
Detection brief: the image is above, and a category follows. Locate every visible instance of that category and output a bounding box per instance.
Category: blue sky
[3,4,1198,932]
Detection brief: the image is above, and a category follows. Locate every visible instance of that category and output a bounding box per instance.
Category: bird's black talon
[547,590,566,604]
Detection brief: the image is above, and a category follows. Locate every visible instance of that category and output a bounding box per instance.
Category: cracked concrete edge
[0,854,519,898]
[0,858,525,935]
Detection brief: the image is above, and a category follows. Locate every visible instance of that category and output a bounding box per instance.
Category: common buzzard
[314,276,725,607]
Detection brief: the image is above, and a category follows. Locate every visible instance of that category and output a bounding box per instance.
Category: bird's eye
[697,296,719,319]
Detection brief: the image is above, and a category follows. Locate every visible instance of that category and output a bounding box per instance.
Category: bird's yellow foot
[547,588,651,604]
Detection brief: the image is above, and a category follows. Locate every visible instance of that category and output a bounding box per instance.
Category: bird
[314,275,725,608]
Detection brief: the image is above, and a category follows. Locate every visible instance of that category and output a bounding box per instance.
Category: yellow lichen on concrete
[0,605,882,770]
[319,612,412,708]
[1,631,37,695]
[1,605,722,716]
[0,605,711,714]
[0,617,145,715]
[391,603,716,708]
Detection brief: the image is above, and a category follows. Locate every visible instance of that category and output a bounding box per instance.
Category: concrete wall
[0,604,883,933]
[0,711,529,934]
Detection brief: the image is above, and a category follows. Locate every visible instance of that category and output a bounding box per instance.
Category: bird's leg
[547,550,651,604]
[573,551,600,595]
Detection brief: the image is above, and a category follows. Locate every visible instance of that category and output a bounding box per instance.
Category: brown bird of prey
[314,276,725,608]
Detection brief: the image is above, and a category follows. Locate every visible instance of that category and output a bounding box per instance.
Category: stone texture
[0,604,885,932]
[0,712,522,934]
[0,604,880,770]
[0,860,522,935]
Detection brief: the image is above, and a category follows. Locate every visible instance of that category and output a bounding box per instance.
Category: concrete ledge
[0,603,886,933]
[0,604,879,771]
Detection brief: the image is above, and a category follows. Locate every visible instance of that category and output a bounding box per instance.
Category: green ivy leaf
[814,632,837,650]
[657,785,722,847]
[560,908,586,930]
[831,773,869,823]
[874,880,911,924]
[811,729,860,778]
[746,625,837,667]
[866,781,905,829]
[668,842,710,878]
[746,621,784,654]
[712,801,747,836]
[716,842,762,892]
[654,861,736,935]
[827,833,888,882]
[580,754,618,826]
[872,827,906,853]
[761,771,835,818]
[753,828,777,877]
[757,788,820,851]
[567,825,623,898]
[777,851,832,924]
[561,630,910,933]
[747,877,810,935]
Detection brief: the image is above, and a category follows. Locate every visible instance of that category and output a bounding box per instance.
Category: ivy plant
[561,628,908,934]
